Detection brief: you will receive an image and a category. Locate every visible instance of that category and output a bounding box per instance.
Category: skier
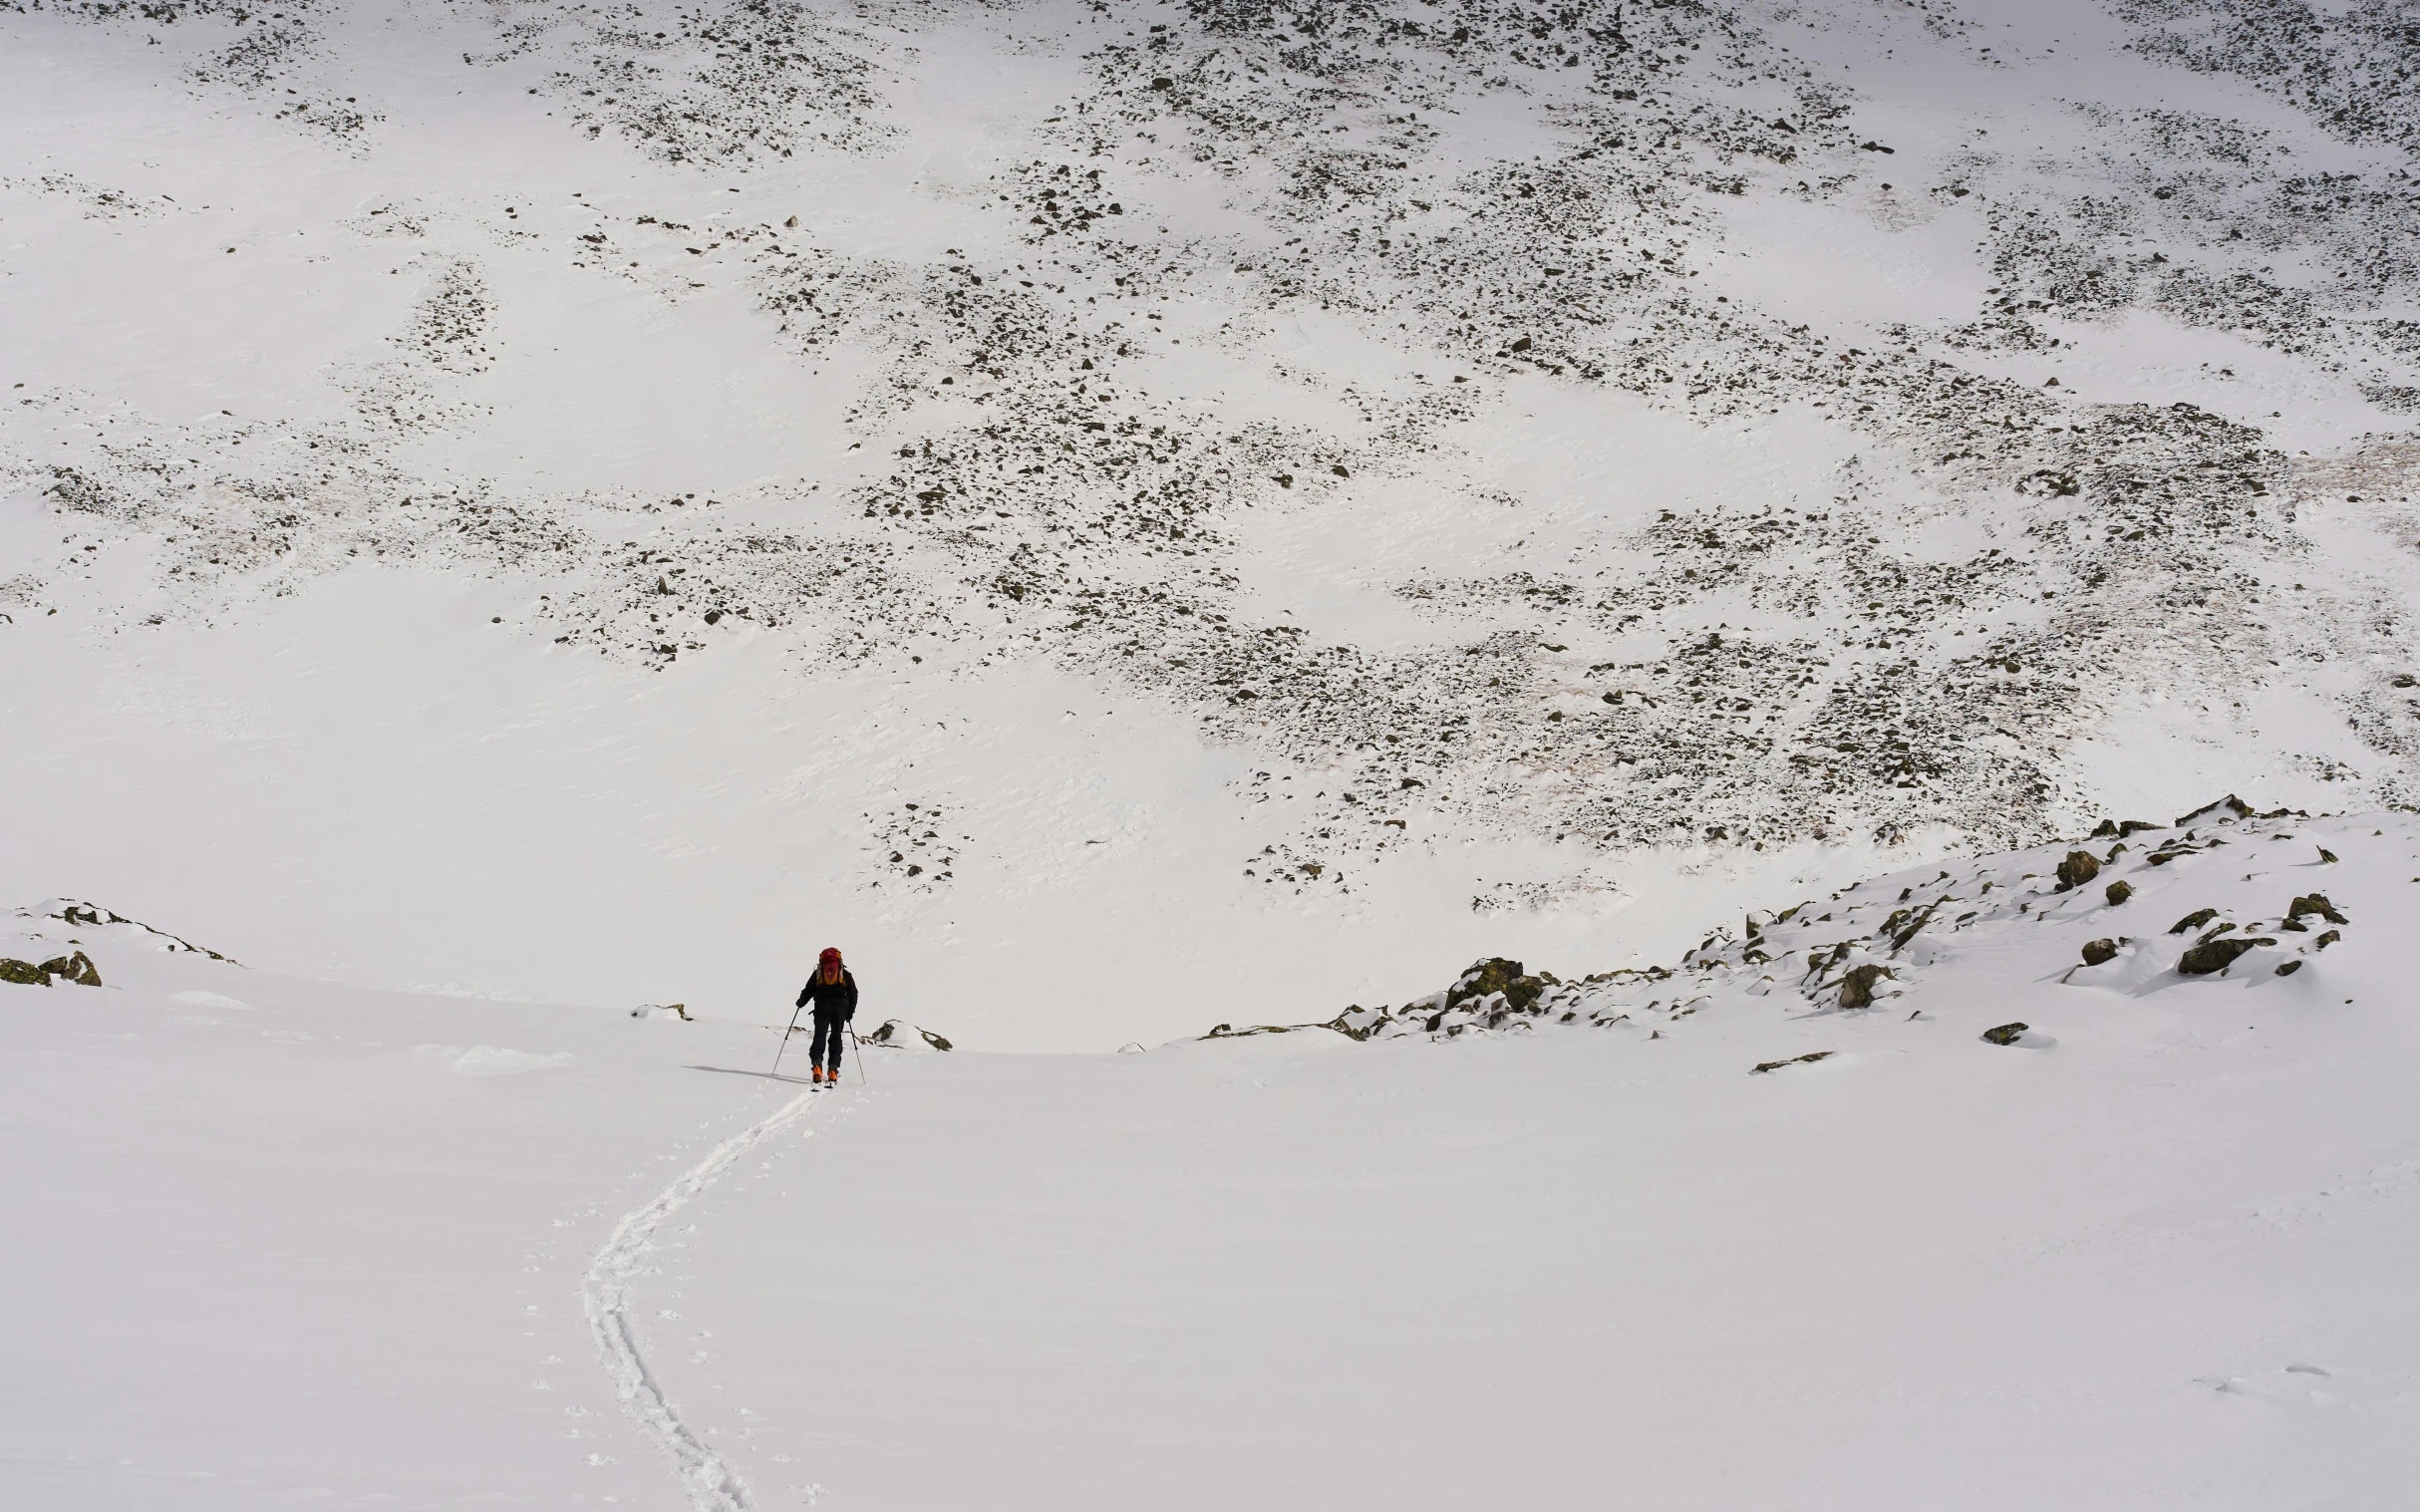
[794,947,858,1083]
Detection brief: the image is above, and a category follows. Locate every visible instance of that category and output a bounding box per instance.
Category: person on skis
[795,947,858,1083]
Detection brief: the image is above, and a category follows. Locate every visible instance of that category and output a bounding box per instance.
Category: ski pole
[769,1003,805,1077]
[849,1025,869,1085]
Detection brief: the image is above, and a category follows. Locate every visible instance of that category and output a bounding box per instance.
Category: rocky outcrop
[860,1018,953,1052]
[2178,936,2272,976]
[2054,850,2101,891]
[41,952,101,986]
[1839,962,1895,1009]
[2286,893,2348,926]
[0,951,101,987]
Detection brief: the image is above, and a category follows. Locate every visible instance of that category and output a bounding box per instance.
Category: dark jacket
[796,967,858,1019]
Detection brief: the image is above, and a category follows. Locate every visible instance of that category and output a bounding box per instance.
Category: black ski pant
[810,1011,851,1071]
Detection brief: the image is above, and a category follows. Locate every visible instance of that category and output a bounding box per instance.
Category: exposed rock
[2317,847,2338,863]
[1447,957,1546,1014]
[2175,794,2251,826]
[39,952,102,987]
[2105,880,2135,906]
[2286,893,2348,926]
[1750,1051,1833,1074]
[1981,1022,2028,1046]
[0,958,48,986]
[2080,938,2119,966]
[2275,960,2302,976]
[1839,962,1895,1008]
[2054,850,2101,891]
[2315,929,2341,950]
[2169,907,2220,934]
[2178,936,2273,975]
[861,1018,953,1051]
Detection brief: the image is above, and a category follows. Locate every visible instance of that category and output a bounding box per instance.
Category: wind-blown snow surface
[12,0,2420,1032]
[5,811,2419,1508]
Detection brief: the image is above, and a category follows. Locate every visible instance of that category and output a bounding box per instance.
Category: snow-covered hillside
[8,5,2420,1502]
[5,808,2417,1508]
[10,0,2420,1031]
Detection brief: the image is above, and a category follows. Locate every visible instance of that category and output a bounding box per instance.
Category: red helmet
[818,947,842,964]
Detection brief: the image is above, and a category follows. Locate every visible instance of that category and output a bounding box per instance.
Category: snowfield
[5,806,2419,1507]
[8,0,2420,1503]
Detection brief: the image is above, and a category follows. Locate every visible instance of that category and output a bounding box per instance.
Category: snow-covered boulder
[861,1019,952,1052]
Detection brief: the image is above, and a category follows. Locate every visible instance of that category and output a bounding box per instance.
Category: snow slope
[5,807,2417,1508]
[8,3,2420,1503]
[10,0,2420,1030]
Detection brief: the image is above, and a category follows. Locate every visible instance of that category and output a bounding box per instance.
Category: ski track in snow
[582,1081,822,1512]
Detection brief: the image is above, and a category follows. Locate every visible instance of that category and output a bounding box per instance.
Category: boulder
[861,1018,953,1051]
[2054,850,2101,891]
[2275,960,2302,977]
[2178,936,2272,976]
[1981,1022,2028,1046]
[1447,958,1546,1014]
[1839,962,1895,1009]
[2174,794,2251,827]
[39,952,101,987]
[2169,908,2219,935]
[2104,880,2134,906]
[2080,938,2119,967]
[0,958,47,986]
[2286,893,2348,926]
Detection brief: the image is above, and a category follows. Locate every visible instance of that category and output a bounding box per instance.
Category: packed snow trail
[582,1081,822,1511]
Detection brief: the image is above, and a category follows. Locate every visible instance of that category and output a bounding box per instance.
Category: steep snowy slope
[5,809,2416,1508]
[9,0,2420,1028]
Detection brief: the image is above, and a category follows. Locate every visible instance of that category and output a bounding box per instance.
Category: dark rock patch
[1839,962,1895,1008]
[2178,936,2272,975]
[39,951,101,987]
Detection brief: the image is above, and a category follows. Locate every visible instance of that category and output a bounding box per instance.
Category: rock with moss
[2286,893,2348,927]
[2080,938,2118,967]
[2169,908,2219,935]
[2104,880,2133,906]
[2178,936,2272,976]
[39,951,101,987]
[1981,1022,2028,1046]
[2054,850,2101,891]
[0,958,48,987]
[1839,962,1895,1009]
[1446,958,1546,1014]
